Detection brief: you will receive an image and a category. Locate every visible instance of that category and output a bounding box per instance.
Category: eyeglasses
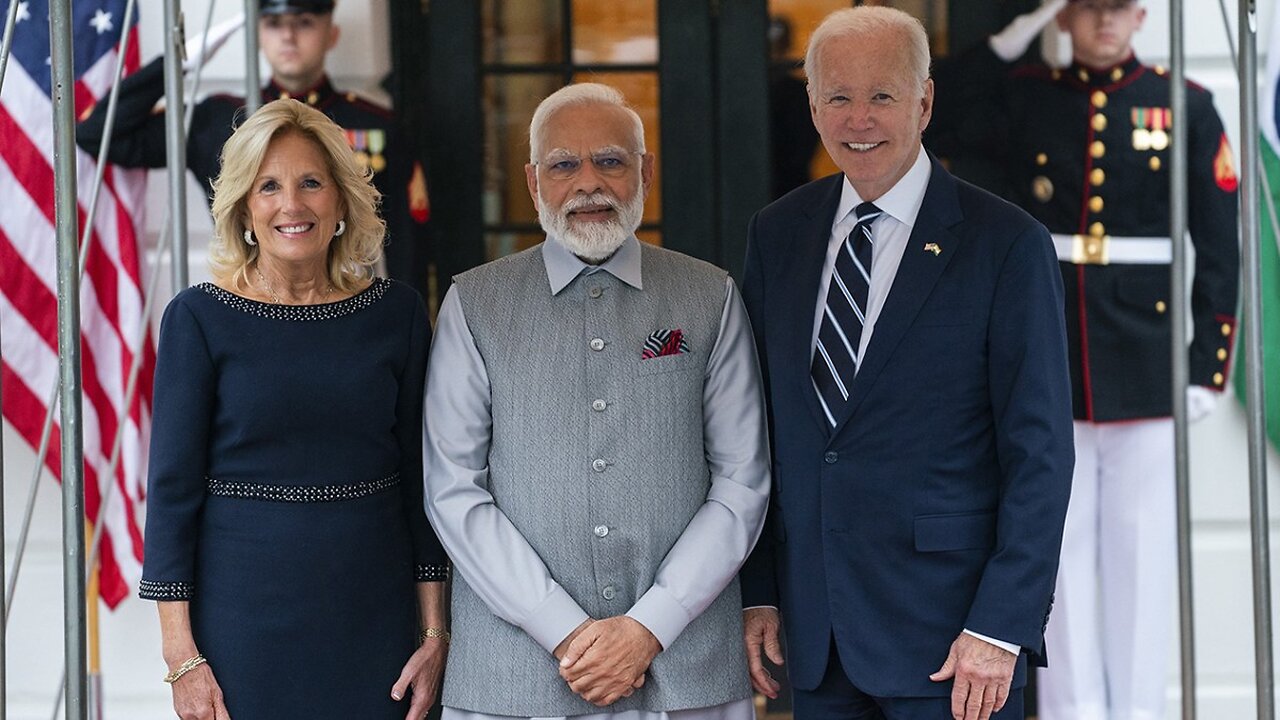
[535,150,643,181]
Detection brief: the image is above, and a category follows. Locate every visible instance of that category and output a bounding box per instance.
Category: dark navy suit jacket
[739,157,1074,698]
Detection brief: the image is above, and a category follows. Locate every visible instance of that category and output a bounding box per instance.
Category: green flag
[1234,13,1280,450]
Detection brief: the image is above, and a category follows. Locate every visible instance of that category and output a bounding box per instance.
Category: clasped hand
[553,617,661,707]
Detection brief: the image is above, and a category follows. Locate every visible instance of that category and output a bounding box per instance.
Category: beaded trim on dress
[198,277,390,321]
[206,472,400,503]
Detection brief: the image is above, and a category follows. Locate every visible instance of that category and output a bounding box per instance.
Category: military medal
[346,129,370,170]
[1131,107,1152,151]
[1032,175,1054,203]
[1150,108,1169,151]
[368,129,387,173]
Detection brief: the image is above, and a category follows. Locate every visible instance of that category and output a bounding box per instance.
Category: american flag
[0,0,152,608]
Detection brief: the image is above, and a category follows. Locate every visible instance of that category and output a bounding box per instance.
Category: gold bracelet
[162,654,207,684]
[419,627,450,645]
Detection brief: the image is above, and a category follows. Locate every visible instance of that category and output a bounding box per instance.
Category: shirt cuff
[627,584,696,651]
[523,585,591,655]
[963,628,1020,656]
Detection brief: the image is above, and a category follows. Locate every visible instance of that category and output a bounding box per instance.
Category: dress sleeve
[398,292,450,581]
[139,295,216,601]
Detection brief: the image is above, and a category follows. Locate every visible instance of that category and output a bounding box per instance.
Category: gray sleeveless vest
[441,242,751,715]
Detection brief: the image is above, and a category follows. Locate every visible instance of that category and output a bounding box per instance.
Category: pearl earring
[243,229,257,246]
[334,220,346,237]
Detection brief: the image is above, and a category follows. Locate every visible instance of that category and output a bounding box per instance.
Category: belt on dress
[205,472,400,502]
[1051,234,1173,265]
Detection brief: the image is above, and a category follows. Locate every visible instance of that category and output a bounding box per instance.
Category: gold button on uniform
[1092,114,1108,132]
[1213,372,1224,386]
[1217,348,1228,361]
[1089,222,1106,237]
[1092,91,1107,108]
[1077,68,1090,83]
[1089,196,1104,213]
[1149,156,1162,171]
[1155,65,1167,75]
[1036,153,1048,166]
[1111,67,1124,82]
[1090,168,1106,186]
[1221,323,1232,336]
[1090,141,1106,158]
[1155,300,1167,313]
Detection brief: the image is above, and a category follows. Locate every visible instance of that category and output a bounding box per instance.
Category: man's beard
[537,188,645,262]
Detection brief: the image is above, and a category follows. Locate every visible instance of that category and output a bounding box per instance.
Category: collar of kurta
[1063,53,1144,88]
[261,75,337,108]
[543,233,643,295]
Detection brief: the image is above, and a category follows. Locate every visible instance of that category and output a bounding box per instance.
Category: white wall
[3,1,1280,718]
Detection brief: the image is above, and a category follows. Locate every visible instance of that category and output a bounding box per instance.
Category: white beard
[537,188,645,262]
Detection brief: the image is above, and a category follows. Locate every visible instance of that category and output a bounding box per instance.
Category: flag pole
[1237,1,1274,716]
[49,0,89,718]
[163,0,190,292]
[1167,0,1198,716]
[245,0,261,113]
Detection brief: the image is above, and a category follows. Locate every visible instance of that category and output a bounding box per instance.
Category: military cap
[260,0,335,15]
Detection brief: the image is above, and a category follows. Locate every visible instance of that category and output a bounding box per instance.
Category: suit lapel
[834,159,964,432]
[778,175,845,433]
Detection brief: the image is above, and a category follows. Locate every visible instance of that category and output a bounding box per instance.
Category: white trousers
[1038,419,1176,720]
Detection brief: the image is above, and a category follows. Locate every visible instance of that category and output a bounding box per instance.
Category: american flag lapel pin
[923,242,941,256]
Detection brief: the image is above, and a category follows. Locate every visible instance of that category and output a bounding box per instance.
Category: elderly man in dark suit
[738,7,1074,720]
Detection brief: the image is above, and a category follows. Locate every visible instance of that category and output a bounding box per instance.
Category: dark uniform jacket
[76,57,433,301]
[927,46,1239,422]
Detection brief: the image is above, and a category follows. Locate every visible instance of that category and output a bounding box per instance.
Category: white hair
[805,7,931,95]
[528,82,646,163]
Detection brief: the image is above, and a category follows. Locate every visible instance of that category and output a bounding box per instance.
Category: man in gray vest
[422,83,770,719]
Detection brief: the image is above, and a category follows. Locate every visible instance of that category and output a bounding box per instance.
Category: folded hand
[558,616,660,707]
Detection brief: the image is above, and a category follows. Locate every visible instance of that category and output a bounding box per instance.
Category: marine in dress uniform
[75,0,433,302]
[927,1,1239,718]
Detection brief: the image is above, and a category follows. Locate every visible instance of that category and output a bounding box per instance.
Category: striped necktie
[812,202,882,427]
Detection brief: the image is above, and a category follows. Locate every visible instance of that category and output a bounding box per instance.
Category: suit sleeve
[964,222,1074,659]
[1185,90,1240,389]
[75,56,171,169]
[738,212,784,609]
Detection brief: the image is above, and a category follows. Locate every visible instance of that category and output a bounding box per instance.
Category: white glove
[988,0,1069,62]
[183,13,245,73]
[1186,385,1220,423]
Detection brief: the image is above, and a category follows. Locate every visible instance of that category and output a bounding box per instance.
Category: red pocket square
[641,328,689,359]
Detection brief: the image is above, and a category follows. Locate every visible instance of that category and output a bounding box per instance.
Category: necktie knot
[855,202,883,225]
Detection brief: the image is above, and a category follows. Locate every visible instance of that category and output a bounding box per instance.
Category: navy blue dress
[140,278,448,718]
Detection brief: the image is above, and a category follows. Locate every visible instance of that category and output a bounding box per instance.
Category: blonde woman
[142,99,448,720]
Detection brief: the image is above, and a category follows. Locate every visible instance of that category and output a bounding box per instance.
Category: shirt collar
[833,145,933,234]
[262,75,337,107]
[543,233,644,295]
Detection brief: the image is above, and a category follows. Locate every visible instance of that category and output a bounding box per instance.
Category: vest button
[824,451,839,465]
[594,524,609,538]
[601,585,616,600]
[592,458,607,472]
[589,286,603,298]
[589,338,606,351]
[591,399,607,412]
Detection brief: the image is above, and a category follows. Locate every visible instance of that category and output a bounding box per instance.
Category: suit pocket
[635,353,700,376]
[914,510,996,552]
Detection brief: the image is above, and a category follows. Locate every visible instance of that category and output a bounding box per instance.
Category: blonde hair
[805,7,931,96]
[209,99,384,292]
